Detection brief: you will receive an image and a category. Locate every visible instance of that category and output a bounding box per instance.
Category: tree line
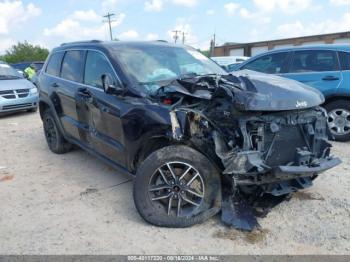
[0,41,49,64]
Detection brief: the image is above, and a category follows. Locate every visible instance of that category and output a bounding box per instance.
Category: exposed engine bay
[150,70,341,231]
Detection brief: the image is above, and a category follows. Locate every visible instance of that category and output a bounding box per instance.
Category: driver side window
[242,52,289,74]
[84,51,116,89]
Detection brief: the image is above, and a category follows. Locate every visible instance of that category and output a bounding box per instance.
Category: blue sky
[1,0,350,53]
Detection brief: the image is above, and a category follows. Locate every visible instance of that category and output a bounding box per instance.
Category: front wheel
[325,100,350,141]
[133,145,221,228]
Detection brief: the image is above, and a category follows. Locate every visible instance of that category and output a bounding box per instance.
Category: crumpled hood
[0,78,34,91]
[231,70,325,111]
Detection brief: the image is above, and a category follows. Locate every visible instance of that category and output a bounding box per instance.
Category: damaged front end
[153,70,341,231]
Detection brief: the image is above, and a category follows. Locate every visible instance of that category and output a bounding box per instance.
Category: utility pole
[172,30,181,44]
[103,12,115,40]
[181,31,187,44]
[210,33,216,57]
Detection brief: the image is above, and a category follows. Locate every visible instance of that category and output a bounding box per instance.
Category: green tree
[0,41,49,64]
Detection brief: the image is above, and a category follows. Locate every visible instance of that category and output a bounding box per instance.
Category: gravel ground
[0,112,349,255]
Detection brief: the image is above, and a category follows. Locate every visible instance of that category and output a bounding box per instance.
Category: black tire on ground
[133,145,221,228]
[42,109,73,154]
[325,100,350,142]
[27,107,38,113]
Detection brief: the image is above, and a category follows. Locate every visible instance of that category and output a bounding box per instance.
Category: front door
[81,50,127,166]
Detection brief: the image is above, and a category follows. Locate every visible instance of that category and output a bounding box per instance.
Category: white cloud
[145,0,163,12]
[0,1,41,35]
[253,0,312,14]
[172,0,197,7]
[330,0,350,5]
[206,9,215,15]
[110,13,126,27]
[43,9,125,41]
[239,8,271,24]
[102,0,118,11]
[146,33,159,40]
[43,19,105,40]
[224,2,240,16]
[0,37,15,54]
[71,10,100,22]
[119,30,139,39]
[276,13,350,38]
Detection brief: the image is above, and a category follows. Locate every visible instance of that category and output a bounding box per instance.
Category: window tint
[84,51,115,88]
[242,52,289,74]
[339,51,350,70]
[46,52,64,77]
[290,50,338,73]
[61,50,85,82]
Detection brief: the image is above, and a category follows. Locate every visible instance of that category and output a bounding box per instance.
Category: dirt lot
[0,112,349,255]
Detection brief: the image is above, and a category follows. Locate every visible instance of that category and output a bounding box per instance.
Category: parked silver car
[0,62,38,114]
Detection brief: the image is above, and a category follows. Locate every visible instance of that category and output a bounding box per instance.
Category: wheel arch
[324,95,350,106]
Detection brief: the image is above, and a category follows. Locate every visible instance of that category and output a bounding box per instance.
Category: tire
[42,109,73,154]
[325,100,350,141]
[133,145,221,228]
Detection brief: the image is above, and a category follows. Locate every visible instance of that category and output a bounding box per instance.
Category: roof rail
[60,40,102,46]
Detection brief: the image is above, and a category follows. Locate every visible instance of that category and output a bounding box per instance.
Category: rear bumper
[0,94,39,113]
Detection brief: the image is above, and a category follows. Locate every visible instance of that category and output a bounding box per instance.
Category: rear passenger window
[339,51,350,70]
[46,52,64,77]
[290,50,338,72]
[84,51,116,88]
[242,52,289,74]
[61,50,85,82]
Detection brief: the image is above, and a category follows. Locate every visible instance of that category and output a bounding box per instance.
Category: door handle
[322,76,339,81]
[77,88,93,103]
[77,88,92,97]
[52,82,59,88]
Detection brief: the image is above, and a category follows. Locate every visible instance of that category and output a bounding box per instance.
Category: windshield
[0,64,22,79]
[113,45,226,94]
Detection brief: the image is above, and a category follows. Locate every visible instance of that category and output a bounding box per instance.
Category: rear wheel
[43,109,73,154]
[325,100,350,141]
[133,145,221,228]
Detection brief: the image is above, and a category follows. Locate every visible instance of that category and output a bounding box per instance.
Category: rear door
[80,50,126,166]
[337,51,350,96]
[283,50,342,97]
[56,50,86,140]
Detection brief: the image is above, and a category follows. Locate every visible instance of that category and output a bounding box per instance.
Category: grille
[2,103,32,110]
[0,89,29,99]
[263,125,307,167]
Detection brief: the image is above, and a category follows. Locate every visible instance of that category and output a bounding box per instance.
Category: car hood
[0,78,34,91]
[230,70,325,111]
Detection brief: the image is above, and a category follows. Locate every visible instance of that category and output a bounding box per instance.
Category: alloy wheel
[148,162,205,217]
[328,108,350,135]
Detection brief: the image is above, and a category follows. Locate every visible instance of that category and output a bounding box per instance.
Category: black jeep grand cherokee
[38,40,340,230]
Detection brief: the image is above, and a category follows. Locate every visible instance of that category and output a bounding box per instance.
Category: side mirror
[102,74,124,95]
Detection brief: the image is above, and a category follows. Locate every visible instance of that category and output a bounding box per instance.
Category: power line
[103,12,116,40]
